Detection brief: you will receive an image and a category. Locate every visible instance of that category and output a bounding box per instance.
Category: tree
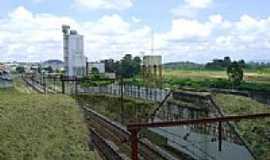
[16,66,25,73]
[133,56,142,75]
[102,54,142,78]
[227,61,244,87]
[238,59,246,68]
[224,56,231,67]
[91,67,99,74]
[121,54,133,78]
[205,56,232,70]
[91,67,100,80]
[47,66,53,73]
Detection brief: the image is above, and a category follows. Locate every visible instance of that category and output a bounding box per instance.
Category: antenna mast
[151,29,154,54]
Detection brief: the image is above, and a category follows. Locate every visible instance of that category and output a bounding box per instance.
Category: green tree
[47,66,53,73]
[133,56,142,75]
[238,59,246,68]
[224,56,231,67]
[227,61,244,87]
[16,66,25,73]
[121,54,133,78]
[91,67,100,80]
[91,67,99,74]
[110,54,142,78]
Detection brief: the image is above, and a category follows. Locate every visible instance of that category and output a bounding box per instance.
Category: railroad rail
[22,76,56,94]
[22,76,44,93]
[91,129,129,160]
[82,106,181,160]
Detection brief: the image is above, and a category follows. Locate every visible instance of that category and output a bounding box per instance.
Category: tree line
[102,54,142,78]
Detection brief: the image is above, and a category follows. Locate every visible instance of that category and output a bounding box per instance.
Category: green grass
[0,88,94,160]
[164,69,270,84]
[213,94,270,160]
[163,69,270,92]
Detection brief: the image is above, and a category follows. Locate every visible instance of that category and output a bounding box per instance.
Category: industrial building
[62,25,87,77]
[87,62,105,74]
[142,55,163,87]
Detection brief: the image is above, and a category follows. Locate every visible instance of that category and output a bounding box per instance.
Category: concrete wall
[143,55,162,66]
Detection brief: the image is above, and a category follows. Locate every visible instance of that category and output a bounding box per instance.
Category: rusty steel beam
[127,113,270,130]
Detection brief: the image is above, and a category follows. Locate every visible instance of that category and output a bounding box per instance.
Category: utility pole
[151,29,154,54]
[120,74,124,124]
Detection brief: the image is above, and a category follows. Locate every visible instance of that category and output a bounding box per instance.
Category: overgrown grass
[213,94,270,160]
[164,77,270,92]
[164,69,270,85]
[0,88,93,160]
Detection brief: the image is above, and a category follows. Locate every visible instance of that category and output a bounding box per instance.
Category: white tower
[62,25,87,77]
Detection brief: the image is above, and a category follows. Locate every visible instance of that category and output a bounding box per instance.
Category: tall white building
[62,25,87,77]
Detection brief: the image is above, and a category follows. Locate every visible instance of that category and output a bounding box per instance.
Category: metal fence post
[61,77,65,94]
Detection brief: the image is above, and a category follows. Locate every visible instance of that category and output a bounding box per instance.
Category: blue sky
[0,0,270,63]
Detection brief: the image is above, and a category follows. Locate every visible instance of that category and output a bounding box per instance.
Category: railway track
[22,76,56,94]
[82,106,181,160]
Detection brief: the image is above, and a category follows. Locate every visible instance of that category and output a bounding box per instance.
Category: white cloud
[184,0,213,9]
[209,14,223,24]
[1,6,270,63]
[171,0,213,18]
[0,6,151,62]
[131,16,141,23]
[153,14,270,62]
[32,0,46,3]
[73,0,134,10]
[166,19,212,40]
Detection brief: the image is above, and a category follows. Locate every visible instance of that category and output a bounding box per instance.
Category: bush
[16,66,25,73]
[227,62,244,87]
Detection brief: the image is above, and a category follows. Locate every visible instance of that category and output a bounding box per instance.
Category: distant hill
[164,61,204,70]
[43,59,63,65]
[42,59,64,71]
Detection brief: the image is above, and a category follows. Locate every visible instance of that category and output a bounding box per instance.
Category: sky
[0,0,270,63]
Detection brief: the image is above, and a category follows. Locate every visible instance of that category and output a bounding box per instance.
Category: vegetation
[213,94,270,160]
[80,73,114,87]
[227,61,244,87]
[102,54,142,78]
[164,69,270,92]
[163,57,270,87]
[16,66,25,73]
[164,61,204,70]
[0,87,93,160]
[76,94,155,124]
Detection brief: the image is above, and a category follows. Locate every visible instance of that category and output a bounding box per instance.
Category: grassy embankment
[214,94,270,160]
[0,83,94,159]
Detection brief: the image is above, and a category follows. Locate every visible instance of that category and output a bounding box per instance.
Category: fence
[78,83,170,103]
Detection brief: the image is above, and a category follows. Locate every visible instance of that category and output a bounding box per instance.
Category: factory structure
[61,25,162,81]
[62,25,87,77]
[142,55,163,87]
